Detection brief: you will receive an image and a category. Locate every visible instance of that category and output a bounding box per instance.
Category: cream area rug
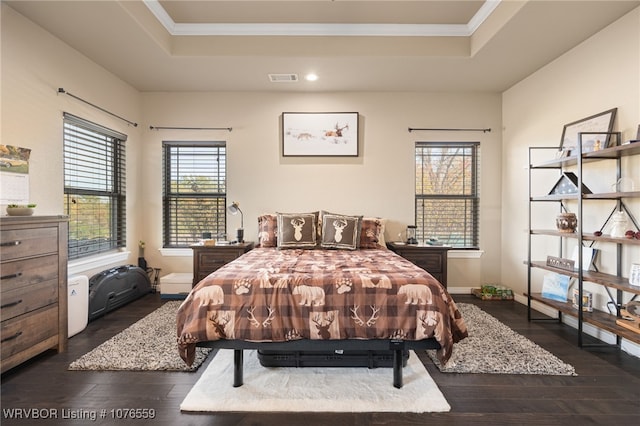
[427,303,576,375]
[69,301,211,371]
[180,350,450,413]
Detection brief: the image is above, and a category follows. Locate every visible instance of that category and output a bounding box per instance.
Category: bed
[177,212,468,388]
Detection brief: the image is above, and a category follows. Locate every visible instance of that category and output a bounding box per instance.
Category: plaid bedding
[177,248,468,366]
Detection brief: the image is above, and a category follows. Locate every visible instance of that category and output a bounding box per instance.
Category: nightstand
[191,242,254,286]
[386,242,451,288]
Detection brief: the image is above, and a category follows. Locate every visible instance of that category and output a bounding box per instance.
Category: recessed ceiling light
[305,73,319,82]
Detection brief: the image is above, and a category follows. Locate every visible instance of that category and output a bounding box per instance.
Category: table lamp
[228,201,244,243]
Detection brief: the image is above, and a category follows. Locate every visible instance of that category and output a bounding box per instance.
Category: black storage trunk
[257,349,409,368]
[88,265,151,321]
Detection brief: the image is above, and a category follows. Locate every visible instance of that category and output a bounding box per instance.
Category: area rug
[427,303,577,375]
[68,301,211,371]
[180,349,450,413]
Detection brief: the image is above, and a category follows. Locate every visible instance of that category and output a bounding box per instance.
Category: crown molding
[143,0,500,37]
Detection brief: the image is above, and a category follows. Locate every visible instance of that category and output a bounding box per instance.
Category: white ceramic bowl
[6,207,34,216]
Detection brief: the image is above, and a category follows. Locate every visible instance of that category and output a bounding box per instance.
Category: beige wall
[1,4,144,277]
[141,92,503,287]
[1,3,503,289]
[502,8,639,321]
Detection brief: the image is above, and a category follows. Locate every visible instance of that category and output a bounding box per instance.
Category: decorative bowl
[6,207,35,216]
[556,213,577,233]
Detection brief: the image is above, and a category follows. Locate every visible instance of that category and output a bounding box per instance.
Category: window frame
[414,141,480,249]
[63,113,127,260]
[162,140,227,248]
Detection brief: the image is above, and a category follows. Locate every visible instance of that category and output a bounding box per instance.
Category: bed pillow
[257,214,277,248]
[277,212,318,249]
[359,217,386,249]
[320,212,362,250]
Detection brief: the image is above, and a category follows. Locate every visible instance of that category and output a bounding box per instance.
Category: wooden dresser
[386,242,451,288]
[1,216,68,373]
[191,242,254,286]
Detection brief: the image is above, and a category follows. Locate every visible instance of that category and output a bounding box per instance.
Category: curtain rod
[149,126,232,132]
[408,127,491,133]
[57,88,138,127]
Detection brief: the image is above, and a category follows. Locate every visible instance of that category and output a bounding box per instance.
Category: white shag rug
[180,350,450,413]
[427,303,577,375]
[69,301,211,371]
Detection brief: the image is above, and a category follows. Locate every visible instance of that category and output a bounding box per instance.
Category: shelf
[530,141,640,169]
[528,139,639,349]
[581,233,640,245]
[531,191,640,202]
[528,292,640,344]
[530,230,640,246]
[527,260,640,295]
[530,194,578,202]
[584,191,640,199]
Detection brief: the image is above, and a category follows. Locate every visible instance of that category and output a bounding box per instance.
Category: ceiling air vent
[268,73,299,83]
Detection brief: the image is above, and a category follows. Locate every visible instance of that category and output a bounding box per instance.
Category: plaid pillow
[257,214,277,248]
[359,217,385,249]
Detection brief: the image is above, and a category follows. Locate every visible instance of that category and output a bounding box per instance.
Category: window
[163,141,226,247]
[415,141,479,248]
[63,113,127,260]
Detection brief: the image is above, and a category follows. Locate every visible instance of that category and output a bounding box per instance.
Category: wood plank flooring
[2,293,639,425]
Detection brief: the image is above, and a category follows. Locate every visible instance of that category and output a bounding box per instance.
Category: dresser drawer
[0,227,59,261]
[1,280,58,322]
[191,243,254,287]
[1,305,58,361]
[401,253,443,273]
[1,255,59,292]
[198,251,243,270]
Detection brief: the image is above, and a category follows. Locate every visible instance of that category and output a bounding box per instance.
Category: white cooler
[68,275,89,337]
[160,273,193,299]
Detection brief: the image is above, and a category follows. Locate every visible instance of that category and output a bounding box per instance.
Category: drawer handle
[1,331,23,343]
[0,299,23,309]
[0,240,21,247]
[0,272,23,280]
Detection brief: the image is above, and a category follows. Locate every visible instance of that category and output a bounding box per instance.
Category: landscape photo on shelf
[541,272,571,303]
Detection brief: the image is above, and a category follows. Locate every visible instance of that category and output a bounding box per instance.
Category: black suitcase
[88,265,151,321]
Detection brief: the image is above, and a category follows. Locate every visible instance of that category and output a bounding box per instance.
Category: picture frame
[282,112,359,157]
[559,108,617,153]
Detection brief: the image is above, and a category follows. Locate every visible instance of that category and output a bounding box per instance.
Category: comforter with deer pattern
[177,247,468,366]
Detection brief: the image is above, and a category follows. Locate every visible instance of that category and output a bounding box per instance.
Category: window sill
[68,251,131,276]
[159,248,194,257]
[448,250,484,259]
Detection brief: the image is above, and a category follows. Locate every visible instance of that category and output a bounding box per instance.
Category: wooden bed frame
[197,338,441,389]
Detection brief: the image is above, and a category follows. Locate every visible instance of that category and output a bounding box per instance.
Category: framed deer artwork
[282,112,359,156]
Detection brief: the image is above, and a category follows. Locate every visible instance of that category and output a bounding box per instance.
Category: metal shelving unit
[526,134,640,347]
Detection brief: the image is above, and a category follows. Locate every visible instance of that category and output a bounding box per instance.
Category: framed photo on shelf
[541,272,571,302]
[559,108,617,154]
[282,112,359,157]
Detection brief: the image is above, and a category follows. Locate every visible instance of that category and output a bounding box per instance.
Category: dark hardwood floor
[2,293,639,425]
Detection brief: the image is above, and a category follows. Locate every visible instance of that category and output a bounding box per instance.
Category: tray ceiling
[4,0,639,92]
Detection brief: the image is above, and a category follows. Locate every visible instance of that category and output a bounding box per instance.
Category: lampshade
[228,201,243,229]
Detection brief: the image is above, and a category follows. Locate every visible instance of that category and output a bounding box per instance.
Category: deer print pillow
[320,211,362,250]
[276,212,318,249]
